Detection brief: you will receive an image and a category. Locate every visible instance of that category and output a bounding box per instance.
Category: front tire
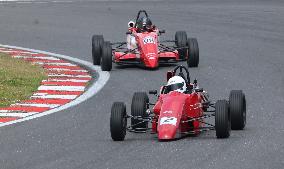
[101,41,112,71]
[91,35,104,65]
[110,102,127,141]
[131,92,149,131]
[187,38,199,67]
[229,90,246,130]
[175,31,187,60]
[215,100,231,138]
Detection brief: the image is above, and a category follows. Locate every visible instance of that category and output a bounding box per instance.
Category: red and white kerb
[0,47,92,123]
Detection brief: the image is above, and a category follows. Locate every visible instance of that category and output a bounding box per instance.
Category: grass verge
[0,52,47,107]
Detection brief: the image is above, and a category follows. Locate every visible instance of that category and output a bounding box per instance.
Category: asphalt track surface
[0,0,283,169]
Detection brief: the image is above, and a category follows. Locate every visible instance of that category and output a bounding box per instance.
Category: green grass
[0,52,47,107]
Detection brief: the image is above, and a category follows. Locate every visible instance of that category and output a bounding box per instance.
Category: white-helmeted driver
[127,20,137,50]
[166,76,186,93]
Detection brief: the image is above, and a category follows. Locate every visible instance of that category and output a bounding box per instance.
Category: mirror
[159,30,165,34]
[167,71,174,81]
[149,90,158,95]
[195,88,203,92]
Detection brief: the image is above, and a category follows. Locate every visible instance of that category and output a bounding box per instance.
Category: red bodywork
[114,28,179,68]
[152,91,204,140]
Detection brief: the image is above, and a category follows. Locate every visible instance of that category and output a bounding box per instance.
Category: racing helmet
[166,76,186,93]
[136,17,152,31]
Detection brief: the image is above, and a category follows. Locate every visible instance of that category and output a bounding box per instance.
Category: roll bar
[134,10,149,28]
[172,65,191,84]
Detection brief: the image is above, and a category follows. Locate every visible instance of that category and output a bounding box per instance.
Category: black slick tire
[175,31,187,60]
[110,102,127,141]
[101,41,112,71]
[187,38,199,67]
[229,90,246,130]
[131,92,149,131]
[215,100,231,138]
[91,35,104,65]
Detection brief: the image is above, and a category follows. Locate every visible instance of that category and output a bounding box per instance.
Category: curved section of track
[0,1,283,169]
[0,44,109,127]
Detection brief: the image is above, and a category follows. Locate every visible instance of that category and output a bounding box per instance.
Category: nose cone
[158,124,177,140]
[157,93,187,141]
[147,57,158,68]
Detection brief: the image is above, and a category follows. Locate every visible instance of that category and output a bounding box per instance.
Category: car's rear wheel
[215,100,231,138]
[229,90,246,130]
[91,35,104,65]
[187,38,199,67]
[110,102,127,141]
[101,41,112,71]
[175,31,187,60]
[131,92,149,131]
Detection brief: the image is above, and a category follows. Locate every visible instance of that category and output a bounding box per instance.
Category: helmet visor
[166,82,184,92]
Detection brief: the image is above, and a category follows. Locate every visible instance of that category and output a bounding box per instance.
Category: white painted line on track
[0,44,110,127]
[42,79,89,83]
[38,85,85,91]
[12,55,60,60]
[34,62,77,66]
[31,94,78,99]
[13,103,61,108]
[2,51,38,55]
[0,110,39,114]
[32,56,60,60]
[12,55,30,58]
[0,110,15,113]
[46,68,88,72]
[48,74,91,78]
[0,113,37,118]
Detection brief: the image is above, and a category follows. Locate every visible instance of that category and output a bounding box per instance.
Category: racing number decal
[143,36,155,44]
[160,117,177,126]
[163,110,173,114]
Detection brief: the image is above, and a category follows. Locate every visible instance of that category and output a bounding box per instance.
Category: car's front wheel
[229,90,246,130]
[131,92,149,131]
[110,102,127,141]
[175,31,187,60]
[91,35,104,65]
[101,41,112,71]
[187,38,199,67]
[215,100,231,138]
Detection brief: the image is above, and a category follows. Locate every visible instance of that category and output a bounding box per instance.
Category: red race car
[110,65,246,141]
[91,10,199,71]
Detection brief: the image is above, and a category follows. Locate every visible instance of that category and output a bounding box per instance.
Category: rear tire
[215,100,231,138]
[175,31,187,60]
[229,90,246,130]
[131,92,149,131]
[101,41,112,71]
[110,102,127,141]
[187,38,199,67]
[91,35,104,65]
